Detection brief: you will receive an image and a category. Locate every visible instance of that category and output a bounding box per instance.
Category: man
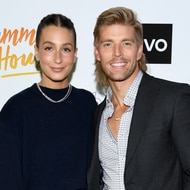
[88,6,190,190]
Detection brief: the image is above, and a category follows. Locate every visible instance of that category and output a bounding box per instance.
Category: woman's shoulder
[71,86,95,97]
[71,86,97,106]
[1,84,36,110]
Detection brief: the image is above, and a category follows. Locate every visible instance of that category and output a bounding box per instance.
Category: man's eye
[123,41,132,46]
[103,43,111,47]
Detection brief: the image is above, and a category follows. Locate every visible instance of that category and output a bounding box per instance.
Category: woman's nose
[54,51,62,64]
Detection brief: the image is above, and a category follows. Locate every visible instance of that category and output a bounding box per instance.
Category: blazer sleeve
[171,83,190,189]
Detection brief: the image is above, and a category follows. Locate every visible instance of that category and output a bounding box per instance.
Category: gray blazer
[88,73,190,190]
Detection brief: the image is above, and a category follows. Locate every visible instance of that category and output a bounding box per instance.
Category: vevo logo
[144,39,168,52]
[143,24,172,64]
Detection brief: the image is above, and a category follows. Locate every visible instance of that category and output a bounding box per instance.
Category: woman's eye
[44,46,53,51]
[63,48,71,53]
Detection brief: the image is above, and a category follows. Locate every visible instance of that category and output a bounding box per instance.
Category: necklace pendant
[115,117,121,121]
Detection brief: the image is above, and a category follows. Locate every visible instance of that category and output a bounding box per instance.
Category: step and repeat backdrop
[0,0,189,108]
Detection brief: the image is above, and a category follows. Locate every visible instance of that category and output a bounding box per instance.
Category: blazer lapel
[125,73,159,169]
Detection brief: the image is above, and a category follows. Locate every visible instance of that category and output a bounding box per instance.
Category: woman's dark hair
[35,13,77,48]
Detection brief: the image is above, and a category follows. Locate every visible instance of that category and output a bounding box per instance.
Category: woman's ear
[34,44,39,61]
[74,48,78,63]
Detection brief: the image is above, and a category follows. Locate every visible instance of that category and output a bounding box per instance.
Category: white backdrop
[0,0,189,109]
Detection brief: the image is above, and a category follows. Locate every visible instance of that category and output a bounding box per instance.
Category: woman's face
[35,25,77,88]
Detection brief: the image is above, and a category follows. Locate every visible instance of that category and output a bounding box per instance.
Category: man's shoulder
[143,72,189,87]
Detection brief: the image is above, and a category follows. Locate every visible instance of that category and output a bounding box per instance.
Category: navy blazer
[88,73,190,190]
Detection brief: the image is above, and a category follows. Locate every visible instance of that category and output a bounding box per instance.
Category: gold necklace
[36,83,72,103]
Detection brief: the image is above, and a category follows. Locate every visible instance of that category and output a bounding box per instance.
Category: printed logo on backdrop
[143,24,173,64]
[0,27,38,78]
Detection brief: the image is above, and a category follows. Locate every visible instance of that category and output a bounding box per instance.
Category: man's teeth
[112,62,126,66]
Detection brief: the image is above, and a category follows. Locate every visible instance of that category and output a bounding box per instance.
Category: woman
[0,13,97,189]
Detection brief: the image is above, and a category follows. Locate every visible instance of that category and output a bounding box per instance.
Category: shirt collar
[106,71,143,108]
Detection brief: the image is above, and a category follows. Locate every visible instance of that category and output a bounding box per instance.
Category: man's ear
[94,46,101,61]
[137,43,143,61]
